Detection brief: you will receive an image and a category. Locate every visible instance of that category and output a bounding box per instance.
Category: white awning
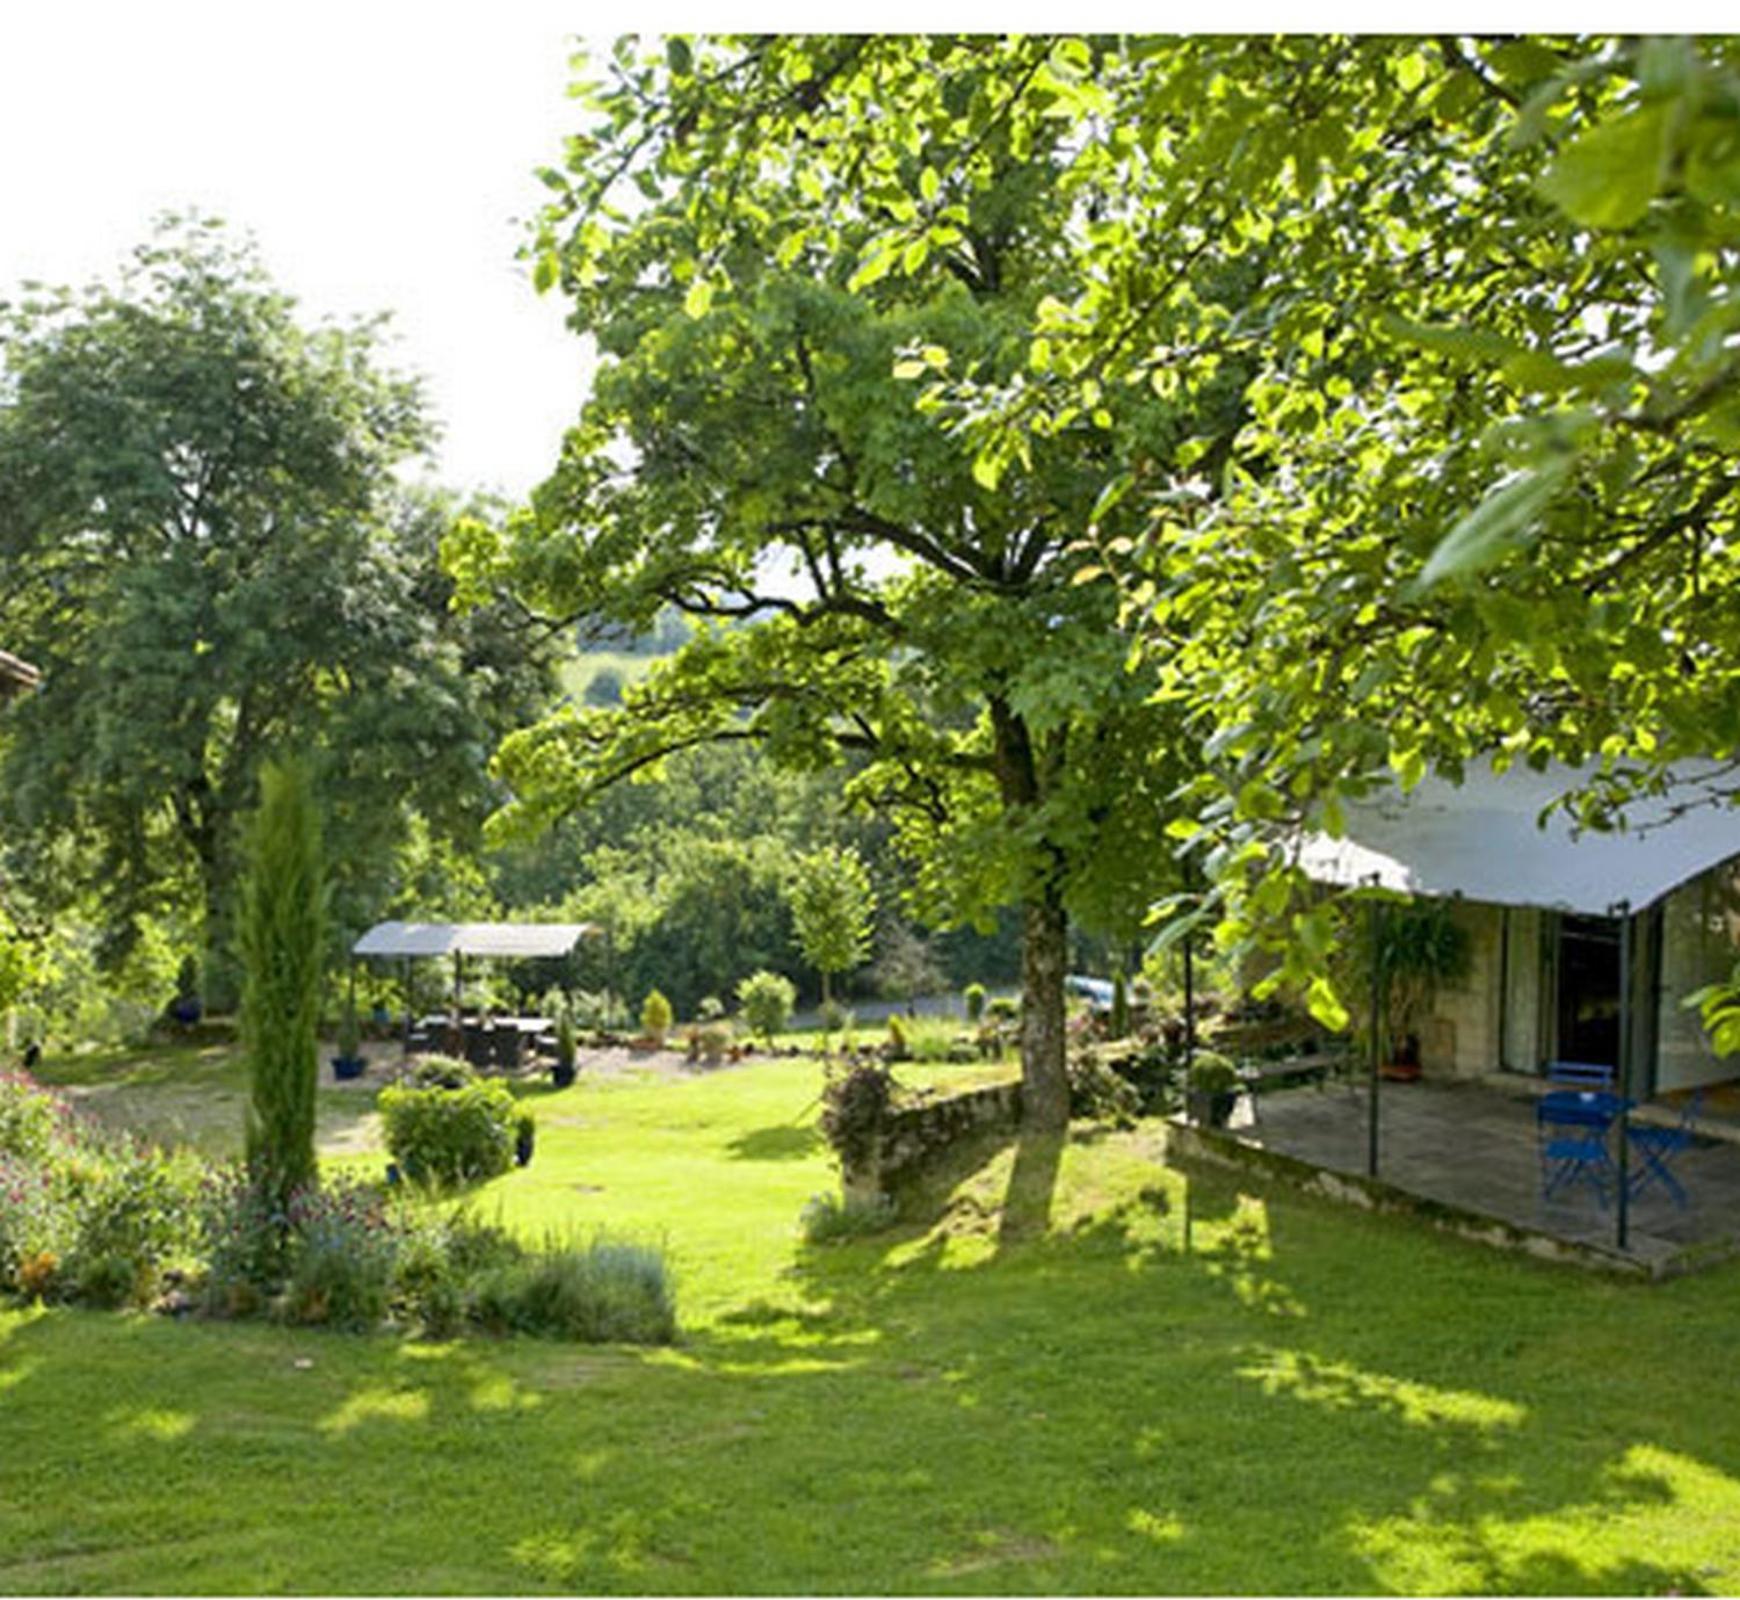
[352,921,597,959]
[1297,759,1740,915]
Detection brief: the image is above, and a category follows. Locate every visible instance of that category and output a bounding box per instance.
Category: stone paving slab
[1224,1076,1740,1273]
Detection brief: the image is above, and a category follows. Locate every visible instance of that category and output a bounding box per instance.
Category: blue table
[1537,1090,1630,1206]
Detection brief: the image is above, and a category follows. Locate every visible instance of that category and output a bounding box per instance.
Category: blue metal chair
[1547,1060,1616,1092]
[1627,1090,1703,1208]
[1537,1091,1622,1207]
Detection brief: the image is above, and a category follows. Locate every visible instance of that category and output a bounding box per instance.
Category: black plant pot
[515,1127,535,1168]
[1188,1090,1238,1129]
[169,997,203,1026]
[331,1055,367,1082]
[551,1059,576,1089]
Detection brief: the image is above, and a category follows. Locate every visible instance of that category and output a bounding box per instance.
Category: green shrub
[799,1190,897,1243]
[392,1208,525,1338]
[0,1155,70,1294]
[198,1167,288,1317]
[640,989,674,1042]
[239,758,327,1216]
[737,970,796,1043]
[335,1004,362,1060]
[67,1141,204,1308]
[0,1070,64,1163]
[282,1178,399,1330]
[819,1063,894,1170]
[885,1014,911,1061]
[474,1234,676,1344]
[1187,1051,1239,1094]
[1067,1052,1142,1127]
[380,1079,517,1188]
[403,1054,476,1090]
[987,995,1019,1024]
[1110,972,1130,1039]
[696,1024,731,1066]
[962,982,987,1024]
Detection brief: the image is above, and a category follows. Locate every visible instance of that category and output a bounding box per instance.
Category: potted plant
[331,1004,367,1081]
[1186,1052,1241,1128]
[168,955,203,1027]
[1352,900,1473,1082]
[551,1008,578,1089]
[514,1109,536,1168]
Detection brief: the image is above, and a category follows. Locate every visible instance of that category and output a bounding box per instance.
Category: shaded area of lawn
[30,1040,384,1162]
[5,1056,1740,1593]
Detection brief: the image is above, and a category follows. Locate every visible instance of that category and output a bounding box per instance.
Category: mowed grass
[7,1052,1740,1593]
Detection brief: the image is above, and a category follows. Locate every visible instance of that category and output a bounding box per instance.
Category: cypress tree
[239,758,328,1213]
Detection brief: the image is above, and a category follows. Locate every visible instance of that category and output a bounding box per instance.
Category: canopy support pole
[1367,882,1384,1180]
[401,956,412,1057]
[1613,898,1633,1253]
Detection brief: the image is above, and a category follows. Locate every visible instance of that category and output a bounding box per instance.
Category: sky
[1,3,593,499]
[1,4,1676,500]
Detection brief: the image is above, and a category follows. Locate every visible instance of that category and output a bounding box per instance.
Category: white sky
[1,4,1703,500]
[0,2,592,499]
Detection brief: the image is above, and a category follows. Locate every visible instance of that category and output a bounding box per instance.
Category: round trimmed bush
[379,1078,518,1187]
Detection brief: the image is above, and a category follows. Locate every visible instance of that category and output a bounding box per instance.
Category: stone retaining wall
[842,1080,1023,1201]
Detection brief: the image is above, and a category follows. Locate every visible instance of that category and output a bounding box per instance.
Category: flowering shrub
[0,1069,66,1163]
[0,1154,71,1293]
[199,1166,286,1317]
[391,1209,523,1338]
[67,1137,204,1307]
[472,1232,676,1344]
[283,1177,400,1330]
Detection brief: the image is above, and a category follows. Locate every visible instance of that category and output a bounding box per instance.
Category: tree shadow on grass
[724,1124,823,1161]
[0,1134,1732,1596]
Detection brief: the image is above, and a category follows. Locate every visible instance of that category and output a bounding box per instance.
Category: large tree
[0,218,555,999]
[540,36,1740,1021]
[450,39,1226,1124]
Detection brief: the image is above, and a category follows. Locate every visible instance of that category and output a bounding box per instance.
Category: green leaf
[1410,461,1571,593]
[1306,976,1350,1032]
[683,279,714,319]
[1538,105,1669,230]
[1389,746,1427,793]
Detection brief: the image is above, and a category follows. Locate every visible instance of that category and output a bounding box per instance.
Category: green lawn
[6,1051,1740,1593]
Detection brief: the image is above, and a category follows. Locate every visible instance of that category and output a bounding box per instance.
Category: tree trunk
[1020,889,1071,1129]
[987,691,1071,1131]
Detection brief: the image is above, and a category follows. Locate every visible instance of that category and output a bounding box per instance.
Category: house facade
[1301,760,1740,1098]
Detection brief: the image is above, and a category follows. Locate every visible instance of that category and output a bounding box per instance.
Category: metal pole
[1182,930,1196,1068]
[401,956,412,1057]
[1614,900,1632,1253]
[1368,891,1384,1179]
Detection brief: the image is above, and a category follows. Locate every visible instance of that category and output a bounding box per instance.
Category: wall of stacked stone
[842,1080,1024,1201]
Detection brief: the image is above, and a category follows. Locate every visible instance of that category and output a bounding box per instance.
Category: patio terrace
[1170,1075,1740,1278]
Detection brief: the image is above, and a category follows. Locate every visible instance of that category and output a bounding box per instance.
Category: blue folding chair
[1537,1091,1622,1207]
[1547,1060,1616,1092]
[1628,1090,1702,1209]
